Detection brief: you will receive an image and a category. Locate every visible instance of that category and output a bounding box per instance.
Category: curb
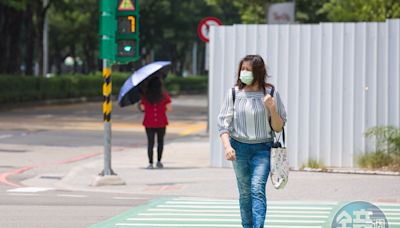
[0,96,103,111]
[299,167,400,176]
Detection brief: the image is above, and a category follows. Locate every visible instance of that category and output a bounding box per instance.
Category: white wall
[209,20,400,169]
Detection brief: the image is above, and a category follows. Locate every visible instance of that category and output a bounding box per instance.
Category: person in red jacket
[140,76,172,169]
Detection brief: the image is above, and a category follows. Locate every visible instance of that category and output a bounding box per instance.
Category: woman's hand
[263,94,276,111]
[225,146,236,161]
[263,94,284,132]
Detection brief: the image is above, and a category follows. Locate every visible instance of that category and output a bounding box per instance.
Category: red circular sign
[197,17,222,43]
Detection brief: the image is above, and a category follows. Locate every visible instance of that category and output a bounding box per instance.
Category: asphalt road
[0,189,154,228]
[0,95,208,228]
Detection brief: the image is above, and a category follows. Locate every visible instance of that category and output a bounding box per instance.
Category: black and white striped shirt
[218,87,287,144]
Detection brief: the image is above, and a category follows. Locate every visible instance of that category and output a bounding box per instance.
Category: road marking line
[375,203,400,206]
[116,223,242,227]
[165,200,339,206]
[156,205,333,210]
[0,166,35,187]
[166,201,238,205]
[126,217,325,223]
[382,208,400,212]
[147,208,331,214]
[0,152,101,187]
[173,197,237,202]
[177,122,206,136]
[7,193,39,196]
[139,212,241,217]
[387,217,400,220]
[116,224,322,228]
[386,212,400,216]
[7,187,54,193]
[172,198,339,205]
[113,196,148,200]
[138,213,328,219]
[57,194,87,198]
[126,217,241,222]
[148,208,238,213]
[0,134,13,140]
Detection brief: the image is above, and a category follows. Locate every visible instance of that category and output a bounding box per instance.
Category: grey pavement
[22,133,400,203]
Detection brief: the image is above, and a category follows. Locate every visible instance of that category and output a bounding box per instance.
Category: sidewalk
[20,133,399,203]
[54,134,239,199]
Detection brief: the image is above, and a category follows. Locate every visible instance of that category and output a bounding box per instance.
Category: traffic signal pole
[92,60,125,186]
[94,0,139,186]
[101,59,115,176]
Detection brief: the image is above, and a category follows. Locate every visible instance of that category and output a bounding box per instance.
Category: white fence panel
[209,20,400,169]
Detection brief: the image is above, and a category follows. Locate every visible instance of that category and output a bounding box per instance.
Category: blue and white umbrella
[118,61,171,107]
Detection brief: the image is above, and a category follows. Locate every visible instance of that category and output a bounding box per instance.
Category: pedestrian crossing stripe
[90,197,400,228]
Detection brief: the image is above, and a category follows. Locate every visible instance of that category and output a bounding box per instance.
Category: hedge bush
[0,73,207,104]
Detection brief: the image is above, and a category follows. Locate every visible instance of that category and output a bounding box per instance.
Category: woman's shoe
[156,162,164,168]
[146,164,154,169]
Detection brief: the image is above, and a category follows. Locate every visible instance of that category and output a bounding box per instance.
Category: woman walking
[217,55,287,228]
[140,76,171,169]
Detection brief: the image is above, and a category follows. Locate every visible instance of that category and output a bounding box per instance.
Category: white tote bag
[270,128,289,189]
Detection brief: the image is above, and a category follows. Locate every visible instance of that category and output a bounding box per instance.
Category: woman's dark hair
[235,54,272,93]
[143,76,165,104]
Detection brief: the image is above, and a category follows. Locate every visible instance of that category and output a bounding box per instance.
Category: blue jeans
[230,138,272,228]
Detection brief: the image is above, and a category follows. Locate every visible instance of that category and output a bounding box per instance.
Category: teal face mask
[240,70,254,85]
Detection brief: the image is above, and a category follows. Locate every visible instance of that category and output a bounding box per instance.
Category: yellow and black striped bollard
[101,60,115,176]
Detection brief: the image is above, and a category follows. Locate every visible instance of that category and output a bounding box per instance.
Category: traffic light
[115,0,139,63]
[99,0,140,63]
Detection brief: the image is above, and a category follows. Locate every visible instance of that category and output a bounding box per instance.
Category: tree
[208,0,274,23]
[0,0,51,75]
[296,0,329,23]
[208,0,330,24]
[140,0,227,75]
[322,0,400,22]
[48,0,98,74]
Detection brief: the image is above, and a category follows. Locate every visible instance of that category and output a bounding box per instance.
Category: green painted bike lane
[90,197,400,228]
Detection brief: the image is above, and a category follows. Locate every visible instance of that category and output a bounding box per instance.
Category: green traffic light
[124,46,132,52]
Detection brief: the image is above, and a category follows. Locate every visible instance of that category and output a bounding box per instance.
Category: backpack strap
[270,85,275,97]
[268,84,285,147]
[231,87,236,104]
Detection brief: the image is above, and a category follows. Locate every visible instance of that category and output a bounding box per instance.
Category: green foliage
[296,0,329,23]
[364,126,400,156]
[0,0,29,11]
[357,151,393,169]
[4,0,399,77]
[0,75,102,103]
[0,74,207,104]
[208,0,274,24]
[322,0,400,22]
[48,0,98,73]
[357,126,400,171]
[208,0,330,24]
[140,0,225,74]
[165,75,208,95]
[301,159,326,169]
